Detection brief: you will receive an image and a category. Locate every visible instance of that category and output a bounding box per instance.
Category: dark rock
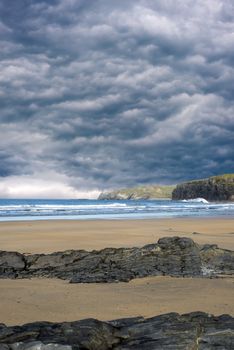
[0,345,9,350]
[0,237,233,283]
[200,245,234,275]
[172,174,234,201]
[0,313,233,349]
[10,342,72,350]
[0,252,26,278]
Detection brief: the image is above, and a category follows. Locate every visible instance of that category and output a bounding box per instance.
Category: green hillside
[98,185,175,200]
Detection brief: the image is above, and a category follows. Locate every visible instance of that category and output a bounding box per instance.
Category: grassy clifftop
[181,174,234,184]
[98,185,175,200]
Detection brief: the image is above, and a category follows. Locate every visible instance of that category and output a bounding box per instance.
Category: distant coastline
[98,185,175,200]
[99,174,234,202]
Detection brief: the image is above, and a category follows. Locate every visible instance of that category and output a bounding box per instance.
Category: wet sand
[1,276,233,326]
[0,217,233,253]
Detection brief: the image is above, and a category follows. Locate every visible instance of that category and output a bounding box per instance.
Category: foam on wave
[182,198,209,204]
[0,199,233,221]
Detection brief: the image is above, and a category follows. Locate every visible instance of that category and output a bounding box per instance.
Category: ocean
[0,198,233,221]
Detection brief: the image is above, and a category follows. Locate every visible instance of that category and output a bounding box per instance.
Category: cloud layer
[0,0,234,197]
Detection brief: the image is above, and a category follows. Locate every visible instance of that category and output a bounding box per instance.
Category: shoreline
[0,214,234,223]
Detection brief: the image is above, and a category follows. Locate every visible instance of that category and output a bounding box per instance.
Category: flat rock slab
[0,312,233,349]
[0,237,233,283]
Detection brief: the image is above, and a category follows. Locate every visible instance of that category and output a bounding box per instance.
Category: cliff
[172,174,234,201]
[98,185,175,200]
[99,174,234,201]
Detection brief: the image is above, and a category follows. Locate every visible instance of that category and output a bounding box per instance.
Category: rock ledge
[0,312,233,349]
[0,237,233,283]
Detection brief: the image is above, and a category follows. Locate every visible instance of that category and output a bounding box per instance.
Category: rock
[0,313,233,349]
[0,345,9,350]
[0,320,119,350]
[0,252,26,278]
[0,237,233,283]
[200,244,234,275]
[172,174,234,201]
[98,192,130,200]
[10,342,72,350]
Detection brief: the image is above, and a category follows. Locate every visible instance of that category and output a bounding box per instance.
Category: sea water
[0,198,233,221]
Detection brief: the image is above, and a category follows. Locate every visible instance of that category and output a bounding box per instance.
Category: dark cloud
[0,0,234,196]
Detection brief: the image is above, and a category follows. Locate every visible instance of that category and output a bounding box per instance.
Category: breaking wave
[182,198,209,203]
[0,198,233,221]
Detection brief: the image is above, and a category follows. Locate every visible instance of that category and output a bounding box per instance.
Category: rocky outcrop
[172,174,234,201]
[98,185,175,200]
[98,192,131,200]
[0,237,233,282]
[0,312,233,349]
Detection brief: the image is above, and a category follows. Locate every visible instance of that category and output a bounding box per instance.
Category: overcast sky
[0,0,234,198]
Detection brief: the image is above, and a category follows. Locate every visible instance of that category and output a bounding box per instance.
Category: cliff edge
[172,174,234,201]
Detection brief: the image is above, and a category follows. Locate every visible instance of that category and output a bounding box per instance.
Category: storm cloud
[0,0,234,197]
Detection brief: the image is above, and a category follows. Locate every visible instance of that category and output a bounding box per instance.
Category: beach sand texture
[0,218,233,325]
[0,218,234,253]
[1,276,233,326]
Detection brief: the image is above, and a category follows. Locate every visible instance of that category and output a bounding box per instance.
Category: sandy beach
[0,217,234,253]
[1,276,233,326]
[0,217,234,325]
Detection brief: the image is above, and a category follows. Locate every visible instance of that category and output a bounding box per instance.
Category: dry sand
[0,218,233,325]
[1,276,233,326]
[0,217,234,253]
